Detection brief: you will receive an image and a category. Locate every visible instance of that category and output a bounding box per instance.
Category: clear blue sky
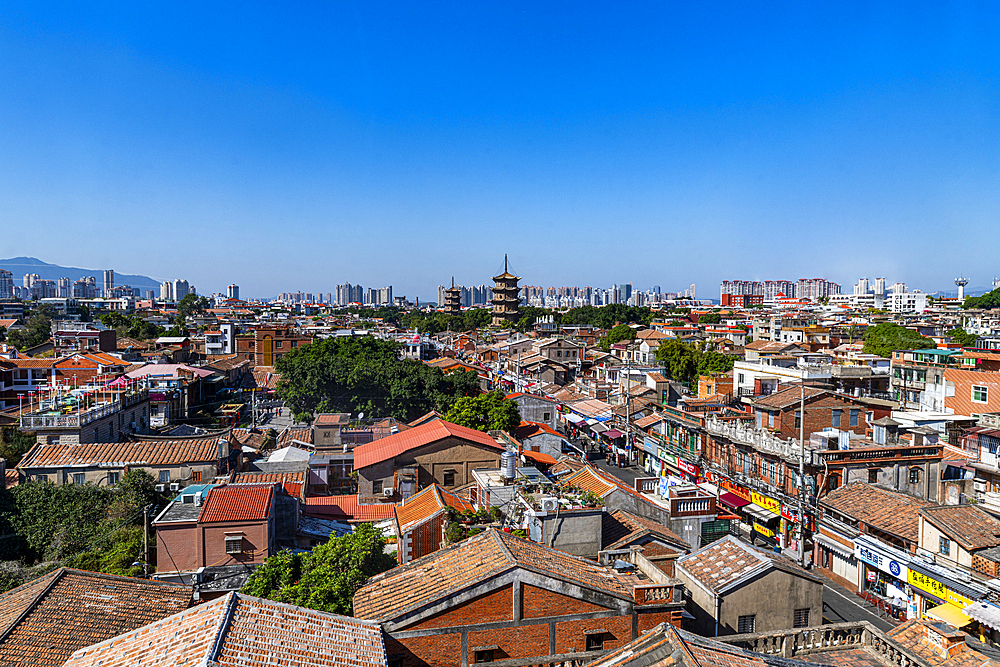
[1,2,998,300]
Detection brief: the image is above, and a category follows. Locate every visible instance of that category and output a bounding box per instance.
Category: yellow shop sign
[754,522,775,538]
[908,570,973,608]
[751,491,780,515]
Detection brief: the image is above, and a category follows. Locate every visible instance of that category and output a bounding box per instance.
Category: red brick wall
[468,623,550,661]
[407,586,513,630]
[638,610,682,632]
[405,515,445,563]
[155,523,197,573]
[201,521,270,568]
[768,395,872,440]
[554,616,633,654]
[522,584,606,618]
[388,633,462,667]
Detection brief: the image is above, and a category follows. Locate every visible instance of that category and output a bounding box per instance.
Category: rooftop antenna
[955,277,969,301]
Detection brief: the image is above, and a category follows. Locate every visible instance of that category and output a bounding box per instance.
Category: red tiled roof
[63,592,387,667]
[353,420,502,469]
[395,484,474,533]
[521,449,558,465]
[199,483,276,523]
[920,504,1000,551]
[0,568,191,667]
[18,435,227,469]
[303,495,396,522]
[515,420,561,439]
[821,483,932,543]
[231,472,305,497]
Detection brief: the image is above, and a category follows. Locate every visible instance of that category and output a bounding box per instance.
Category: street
[591,456,900,633]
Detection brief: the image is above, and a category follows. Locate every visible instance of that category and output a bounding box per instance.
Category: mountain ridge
[0,257,161,292]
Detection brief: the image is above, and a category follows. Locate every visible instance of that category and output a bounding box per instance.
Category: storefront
[907,561,984,629]
[854,537,911,620]
[743,494,781,548]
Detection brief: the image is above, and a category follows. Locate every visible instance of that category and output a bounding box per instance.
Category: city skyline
[2,5,1000,297]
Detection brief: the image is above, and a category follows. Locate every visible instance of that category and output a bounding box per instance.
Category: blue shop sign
[854,542,908,580]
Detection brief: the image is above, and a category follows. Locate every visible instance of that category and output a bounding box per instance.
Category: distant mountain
[0,257,161,292]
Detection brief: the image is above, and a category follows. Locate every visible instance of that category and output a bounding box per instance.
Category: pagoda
[491,255,521,327]
[443,277,462,315]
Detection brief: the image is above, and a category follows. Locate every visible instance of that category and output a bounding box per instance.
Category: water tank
[500,451,517,481]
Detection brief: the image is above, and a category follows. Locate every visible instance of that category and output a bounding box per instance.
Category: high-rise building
[73,277,98,299]
[160,281,174,301]
[873,277,886,297]
[853,278,870,295]
[0,270,13,299]
[103,270,115,297]
[146,290,155,300]
[173,279,190,301]
[57,277,71,298]
[227,284,240,300]
[23,273,39,289]
[618,283,632,304]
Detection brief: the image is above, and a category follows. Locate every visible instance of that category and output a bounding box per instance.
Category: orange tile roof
[354,529,635,622]
[920,504,1000,551]
[515,420,561,439]
[602,509,689,552]
[63,592,387,667]
[0,568,190,667]
[821,482,932,543]
[303,495,396,522]
[394,484,474,533]
[18,435,225,469]
[521,449,558,465]
[354,419,503,469]
[231,471,305,497]
[199,483,276,523]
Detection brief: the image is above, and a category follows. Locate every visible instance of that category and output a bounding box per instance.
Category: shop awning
[743,504,780,522]
[590,422,609,434]
[605,428,624,439]
[720,492,751,509]
[814,534,854,558]
[565,414,584,424]
[926,603,972,628]
[966,601,1000,631]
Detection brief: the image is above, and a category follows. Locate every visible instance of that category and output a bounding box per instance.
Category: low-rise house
[153,482,297,598]
[394,483,475,564]
[602,509,690,576]
[354,528,685,667]
[62,592,388,667]
[353,419,504,503]
[513,420,566,460]
[676,535,824,636]
[0,567,191,667]
[918,504,1000,573]
[17,432,237,487]
[505,392,559,430]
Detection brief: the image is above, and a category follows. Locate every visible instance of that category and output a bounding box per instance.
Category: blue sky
[0,2,998,300]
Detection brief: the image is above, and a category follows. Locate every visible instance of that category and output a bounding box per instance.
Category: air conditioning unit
[540,497,559,512]
[383,488,395,497]
[154,484,165,492]
[169,483,181,492]
[975,480,988,493]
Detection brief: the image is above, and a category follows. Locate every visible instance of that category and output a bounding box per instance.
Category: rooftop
[353,419,503,469]
[821,483,933,543]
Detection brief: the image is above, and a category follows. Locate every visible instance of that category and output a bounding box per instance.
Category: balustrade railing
[720,622,925,666]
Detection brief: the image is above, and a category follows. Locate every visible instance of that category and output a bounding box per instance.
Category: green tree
[697,351,736,376]
[0,427,36,468]
[7,305,56,351]
[964,287,1000,310]
[444,391,521,432]
[275,336,478,421]
[698,313,722,324]
[862,323,935,357]
[599,323,636,351]
[948,328,978,347]
[241,523,395,615]
[655,339,701,385]
[175,293,211,319]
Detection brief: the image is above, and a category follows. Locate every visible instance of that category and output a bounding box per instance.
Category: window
[768,412,775,429]
[443,470,456,487]
[473,650,494,663]
[192,471,202,482]
[939,536,950,556]
[850,409,859,427]
[974,386,989,403]
[585,633,605,651]
[793,608,810,628]
[756,412,763,429]
[291,341,298,348]
[73,473,85,485]
[556,350,562,357]
[738,615,756,634]
[831,409,841,428]
[738,373,745,385]
[159,470,170,483]
[794,411,801,429]
[275,341,283,348]
[868,468,878,483]
[909,468,921,484]
[35,475,48,483]
[373,480,383,495]
[225,536,243,555]
[543,412,551,421]
[828,474,840,491]
[107,472,119,485]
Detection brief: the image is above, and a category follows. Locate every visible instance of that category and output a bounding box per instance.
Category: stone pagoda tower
[491,255,521,327]
[443,277,462,315]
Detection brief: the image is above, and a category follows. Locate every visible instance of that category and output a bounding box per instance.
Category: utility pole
[625,353,632,468]
[798,384,806,567]
[143,504,150,578]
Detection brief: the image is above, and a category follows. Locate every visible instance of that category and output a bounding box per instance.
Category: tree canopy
[599,323,636,351]
[862,322,935,357]
[241,523,395,615]
[175,293,211,319]
[99,313,165,340]
[275,336,480,421]
[7,305,56,351]
[964,287,1000,310]
[948,327,978,347]
[653,340,737,385]
[697,313,722,324]
[444,390,521,432]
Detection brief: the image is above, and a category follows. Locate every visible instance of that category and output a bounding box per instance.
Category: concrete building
[103,269,114,297]
[227,284,239,300]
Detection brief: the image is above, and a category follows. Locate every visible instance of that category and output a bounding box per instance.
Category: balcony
[720,622,925,666]
[705,415,811,464]
[21,388,149,430]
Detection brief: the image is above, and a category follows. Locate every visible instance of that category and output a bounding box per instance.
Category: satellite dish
[358,412,365,420]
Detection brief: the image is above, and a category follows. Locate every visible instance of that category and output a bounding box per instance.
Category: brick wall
[554,616,632,654]
[388,633,462,667]
[770,394,872,440]
[402,514,445,564]
[521,584,605,618]
[408,586,512,630]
